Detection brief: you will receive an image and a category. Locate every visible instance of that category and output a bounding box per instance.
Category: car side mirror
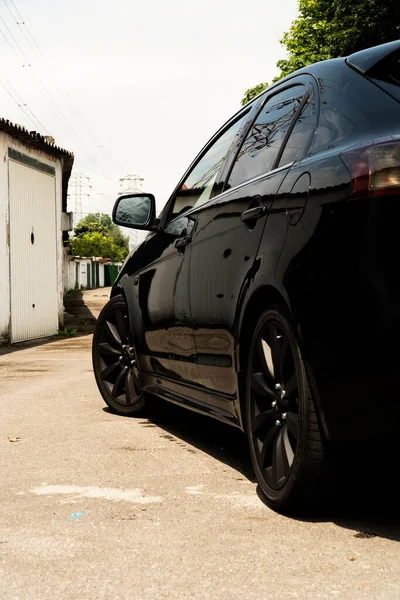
[112,193,159,231]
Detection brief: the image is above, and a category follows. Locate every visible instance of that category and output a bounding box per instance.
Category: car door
[186,81,317,419]
[129,213,196,388]
[135,107,255,400]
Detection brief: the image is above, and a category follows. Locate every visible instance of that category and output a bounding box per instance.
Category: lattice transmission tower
[69,172,91,225]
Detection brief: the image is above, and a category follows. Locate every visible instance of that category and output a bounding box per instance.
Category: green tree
[241,0,400,105]
[70,213,129,260]
[241,82,269,106]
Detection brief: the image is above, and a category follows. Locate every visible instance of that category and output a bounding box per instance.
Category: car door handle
[175,235,192,249]
[241,205,267,223]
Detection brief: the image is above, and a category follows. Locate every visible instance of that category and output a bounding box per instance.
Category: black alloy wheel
[92,295,146,416]
[246,308,325,513]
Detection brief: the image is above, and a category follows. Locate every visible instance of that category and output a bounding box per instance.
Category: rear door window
[278,95,314,166]
[227,86,306,189]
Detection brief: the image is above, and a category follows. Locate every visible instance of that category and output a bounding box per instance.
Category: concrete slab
[0,333,399,599]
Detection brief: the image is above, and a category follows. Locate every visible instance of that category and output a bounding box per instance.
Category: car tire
[92,295,146,416]
[246,308,325,514]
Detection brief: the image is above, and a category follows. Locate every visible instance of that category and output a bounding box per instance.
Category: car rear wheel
[246,308,325,513]
[92,295,146,416]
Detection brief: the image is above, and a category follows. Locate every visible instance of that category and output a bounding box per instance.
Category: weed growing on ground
[57,327,77,338]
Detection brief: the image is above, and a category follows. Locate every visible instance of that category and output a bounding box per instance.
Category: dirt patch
[37,337,92,352]
[13,368,49,373]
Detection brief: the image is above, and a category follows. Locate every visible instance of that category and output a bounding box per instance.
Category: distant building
[0,119,74,343]
[64,256,123,291]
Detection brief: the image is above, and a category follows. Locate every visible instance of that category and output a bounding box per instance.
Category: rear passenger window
[227,86,306,189]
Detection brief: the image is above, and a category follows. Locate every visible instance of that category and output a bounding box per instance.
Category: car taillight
[340,136,400,198]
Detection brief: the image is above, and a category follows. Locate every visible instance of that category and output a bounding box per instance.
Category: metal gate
[9,159,58,342]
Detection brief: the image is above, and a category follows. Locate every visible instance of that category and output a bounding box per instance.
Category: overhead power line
[2,0,126,174]
[0,4,110,175]
[0,65,47,131]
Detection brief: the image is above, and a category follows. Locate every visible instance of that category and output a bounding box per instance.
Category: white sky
[0,0,298,230]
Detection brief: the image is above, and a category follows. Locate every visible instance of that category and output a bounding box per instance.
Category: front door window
[170,112,249,219]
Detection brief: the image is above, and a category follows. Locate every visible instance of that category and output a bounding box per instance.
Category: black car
[92,41,400,513]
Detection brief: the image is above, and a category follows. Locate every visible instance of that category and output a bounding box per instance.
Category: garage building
[0,119,74,344]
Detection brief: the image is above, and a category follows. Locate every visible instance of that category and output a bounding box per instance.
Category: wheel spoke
[272,332,288,383]
[125,370,137,405]
[285,372,298,399]
[258,423,278,471]
[259,339,275,380]
[285,411,299,439]
[115,309,129,343]
[111,368,126,399]
[252,408,274,435]
[100,360,120,380]
[98,342,121,358]
[282,424,295,467]
[104,321,122,349]
[251,373,275,398]
[272,429,288,485]
[131,367,141,390]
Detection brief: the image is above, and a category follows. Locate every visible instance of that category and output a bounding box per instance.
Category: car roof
[248,40,400,105]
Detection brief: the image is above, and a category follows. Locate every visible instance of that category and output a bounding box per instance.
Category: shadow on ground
[64,290,98,333]
[296,438,400,543]
[0,332,92,356]
[105,397,400,542]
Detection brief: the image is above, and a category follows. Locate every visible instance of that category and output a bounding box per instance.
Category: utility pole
[118,174,144,250]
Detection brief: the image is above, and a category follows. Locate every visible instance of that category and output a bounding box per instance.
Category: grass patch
[57,327,78,338]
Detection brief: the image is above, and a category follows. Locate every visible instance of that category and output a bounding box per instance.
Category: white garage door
[9,157,58,342]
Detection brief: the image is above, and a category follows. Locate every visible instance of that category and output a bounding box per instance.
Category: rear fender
[236,279,331,440]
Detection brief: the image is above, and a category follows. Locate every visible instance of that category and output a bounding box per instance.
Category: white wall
[0,132,64,342]
[63,256,90,293]
[75,260,89,289]
[0,135,9,342]
[63,254,76,293]
[99,262,105,287]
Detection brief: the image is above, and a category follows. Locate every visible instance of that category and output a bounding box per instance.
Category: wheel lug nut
[282,413,287,420]
[275,420,281,427]
[130,360,135,366]
[119,356,123,362]
[281,389,286,397]
[275,383,282,390]
[271,400,277,408]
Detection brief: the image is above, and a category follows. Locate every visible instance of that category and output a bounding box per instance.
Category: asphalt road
[1,322,399,598]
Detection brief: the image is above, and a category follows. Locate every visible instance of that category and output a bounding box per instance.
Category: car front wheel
[92,295,146,416]
[246,308,325,513]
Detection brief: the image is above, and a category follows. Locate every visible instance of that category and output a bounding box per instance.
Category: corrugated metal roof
[0,117,73,158]
[0,117,75,217]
